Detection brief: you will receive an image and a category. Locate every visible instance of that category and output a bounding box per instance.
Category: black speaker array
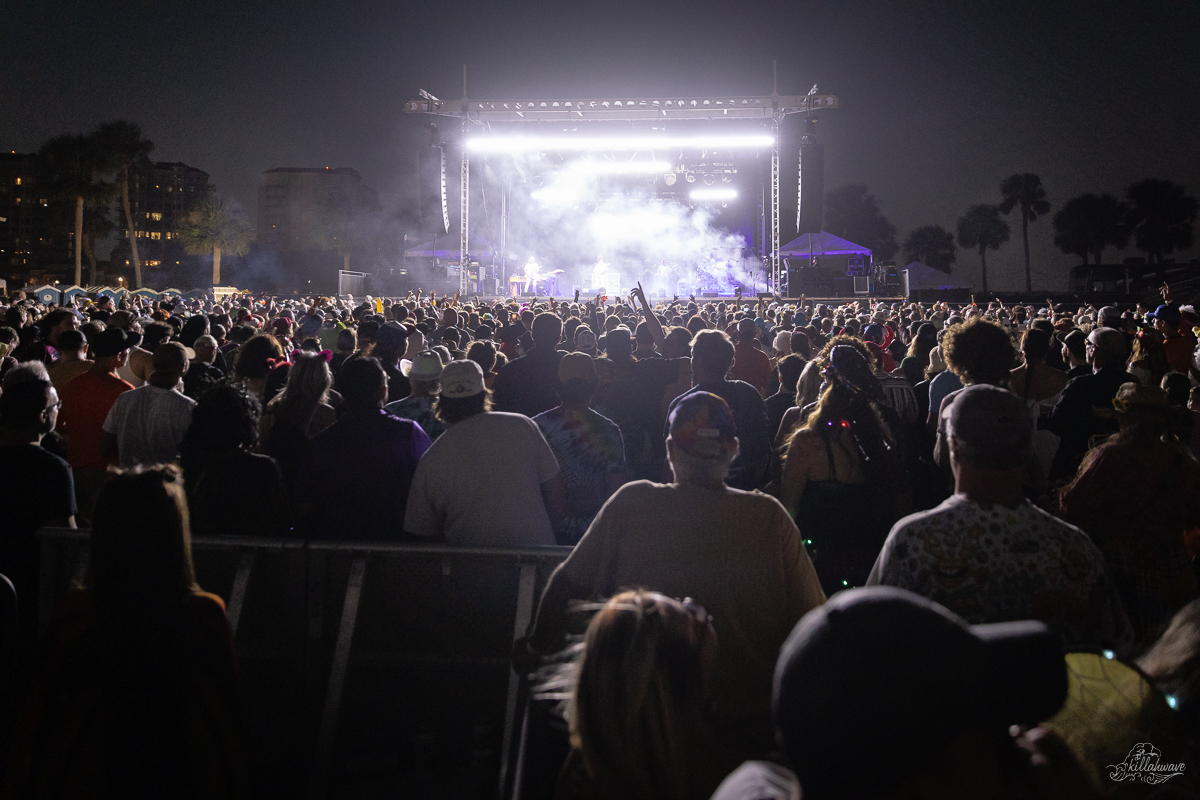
[418,144,449,235]
[797,142,824,234]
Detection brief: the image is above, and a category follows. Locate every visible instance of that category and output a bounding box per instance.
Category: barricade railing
[37,528,570,800]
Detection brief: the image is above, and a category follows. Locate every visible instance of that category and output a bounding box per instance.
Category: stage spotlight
[690,188,737,201]
[685,173,696,183]
[664,173,676,186]
[568,160,672,175]
[467,133,775,153]
[703,173,716,185]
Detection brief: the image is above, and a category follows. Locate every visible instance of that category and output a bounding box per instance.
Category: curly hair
[941,318,1015,386]
[813,334,876,372]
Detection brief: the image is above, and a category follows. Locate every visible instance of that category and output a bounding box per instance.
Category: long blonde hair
[266,351,330,428]
[568,591,714,800]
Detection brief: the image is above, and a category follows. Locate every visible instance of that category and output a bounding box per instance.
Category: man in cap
[1149,302,1196,375]
[869,385,1132,653]
[405,359,566,546]
[527,392,825,756]
[101,341,196,468]
[573,326,599,357]
[57,327,137,510]
[1056,329,1090,379]
[1041,327,1138,485]
[383,350,447,442]
[712,587,1087,800]
[532,352,627,545]
[296,356,432,541]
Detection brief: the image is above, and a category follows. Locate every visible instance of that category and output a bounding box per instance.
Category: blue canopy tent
[28,285,61,305]
[779,231,872,258]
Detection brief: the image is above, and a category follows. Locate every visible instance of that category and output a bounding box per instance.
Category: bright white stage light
[467,134,774,153]
[567,160,673,175]
[690,188,738,201]
[530,187,577,204]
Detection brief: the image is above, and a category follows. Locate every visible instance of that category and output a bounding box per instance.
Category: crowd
[1,281,1199,797]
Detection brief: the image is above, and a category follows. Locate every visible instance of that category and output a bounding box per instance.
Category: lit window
[15,177,21,185]
[150,232,161,240]
[151,212,162,221]
[14,197,19,204]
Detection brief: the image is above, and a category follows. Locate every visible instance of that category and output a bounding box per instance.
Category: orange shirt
[57,370,134,471]
[1163,331,1197,376]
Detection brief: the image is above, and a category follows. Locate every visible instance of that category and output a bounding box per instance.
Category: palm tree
[1125,179,1197,265]
[956,204,1010,295]
[823,184,899,259]
[178,196,254,286]
[37,134,111,286]
[93,121,154,289]
[998,173,1051,292]
[901,225,957,273]
[1052,194,1129,265]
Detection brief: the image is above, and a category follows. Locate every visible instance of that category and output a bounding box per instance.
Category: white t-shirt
[103,384,197,468]
[404,411,559,546]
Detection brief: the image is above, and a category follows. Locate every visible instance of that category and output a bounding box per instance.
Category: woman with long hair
[262,351,337,491]
[900,322,938,387]
[780,345,907,595]
[1009,328,1069,480]
[14,466,246,796]
[553,591,733,800]
[1128,328,1170,386]
[1060,384,1200,640]
[233,333,285,402]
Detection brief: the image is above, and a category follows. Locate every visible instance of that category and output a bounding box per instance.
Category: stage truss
[403,86,839,295]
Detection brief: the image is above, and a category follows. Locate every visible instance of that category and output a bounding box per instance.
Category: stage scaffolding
[403,84,839,295]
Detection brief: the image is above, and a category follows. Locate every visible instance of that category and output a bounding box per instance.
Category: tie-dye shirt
[533,405,626,545]
[867,494,1134,654]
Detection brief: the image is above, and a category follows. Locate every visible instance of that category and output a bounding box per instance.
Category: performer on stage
[522,256,542,293]
[591,256,616,294]
[651,259,672,296]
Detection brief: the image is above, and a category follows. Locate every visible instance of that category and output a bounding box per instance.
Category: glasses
[43,400,62,413]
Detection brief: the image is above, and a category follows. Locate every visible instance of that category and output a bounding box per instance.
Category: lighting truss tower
[405,87,839,294]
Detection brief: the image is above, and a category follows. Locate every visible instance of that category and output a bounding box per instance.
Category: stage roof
[779,231,871,257]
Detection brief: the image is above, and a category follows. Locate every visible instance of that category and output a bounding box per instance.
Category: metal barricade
[36,528,569,800]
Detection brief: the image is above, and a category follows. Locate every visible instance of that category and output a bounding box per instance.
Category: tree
[93,121,154,289]
[823,184,898,259]
[901,225,957,273]
[1052,194,1129,265]
[956,204,1009,295]
[308,184,379,272]
[1125,179,1197,264]
[37,134,111,287]
[998,173,1051,292]
[178,196,254,286]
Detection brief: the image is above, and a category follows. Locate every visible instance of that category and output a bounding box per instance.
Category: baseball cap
[91,327,137,358]
[404,350,444,381]
[1149,304,1182,326]
[439,360,484,399]
[774,587,1067,800]
[558,351,597,384]
[1098,305,1122,324]
[946,385,1033,469]
[575,328,598,349]
[668,392,738,460]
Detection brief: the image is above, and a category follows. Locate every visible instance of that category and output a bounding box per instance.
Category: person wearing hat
[530,352,627,545]
[1061,383,1200,638]
[869,385,1132,653]
[1041,327,1139,486]
[405,359,566,547]
[711,587,1086,800]
[1056,328,1090,379]
[1149,302,1197,375]
[57,327,138,509]
[526,392,825,757]
[383,350,448,442]
[574,326,598,357]
[101,342,196,469]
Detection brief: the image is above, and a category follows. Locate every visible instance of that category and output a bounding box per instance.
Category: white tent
[904,261,970,291]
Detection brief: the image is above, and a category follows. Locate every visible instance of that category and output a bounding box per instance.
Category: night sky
[4,0,1198,291]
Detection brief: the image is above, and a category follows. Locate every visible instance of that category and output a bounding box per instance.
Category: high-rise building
[0,152,71,283]
[111,161,211,270]
[257,167,363,251]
